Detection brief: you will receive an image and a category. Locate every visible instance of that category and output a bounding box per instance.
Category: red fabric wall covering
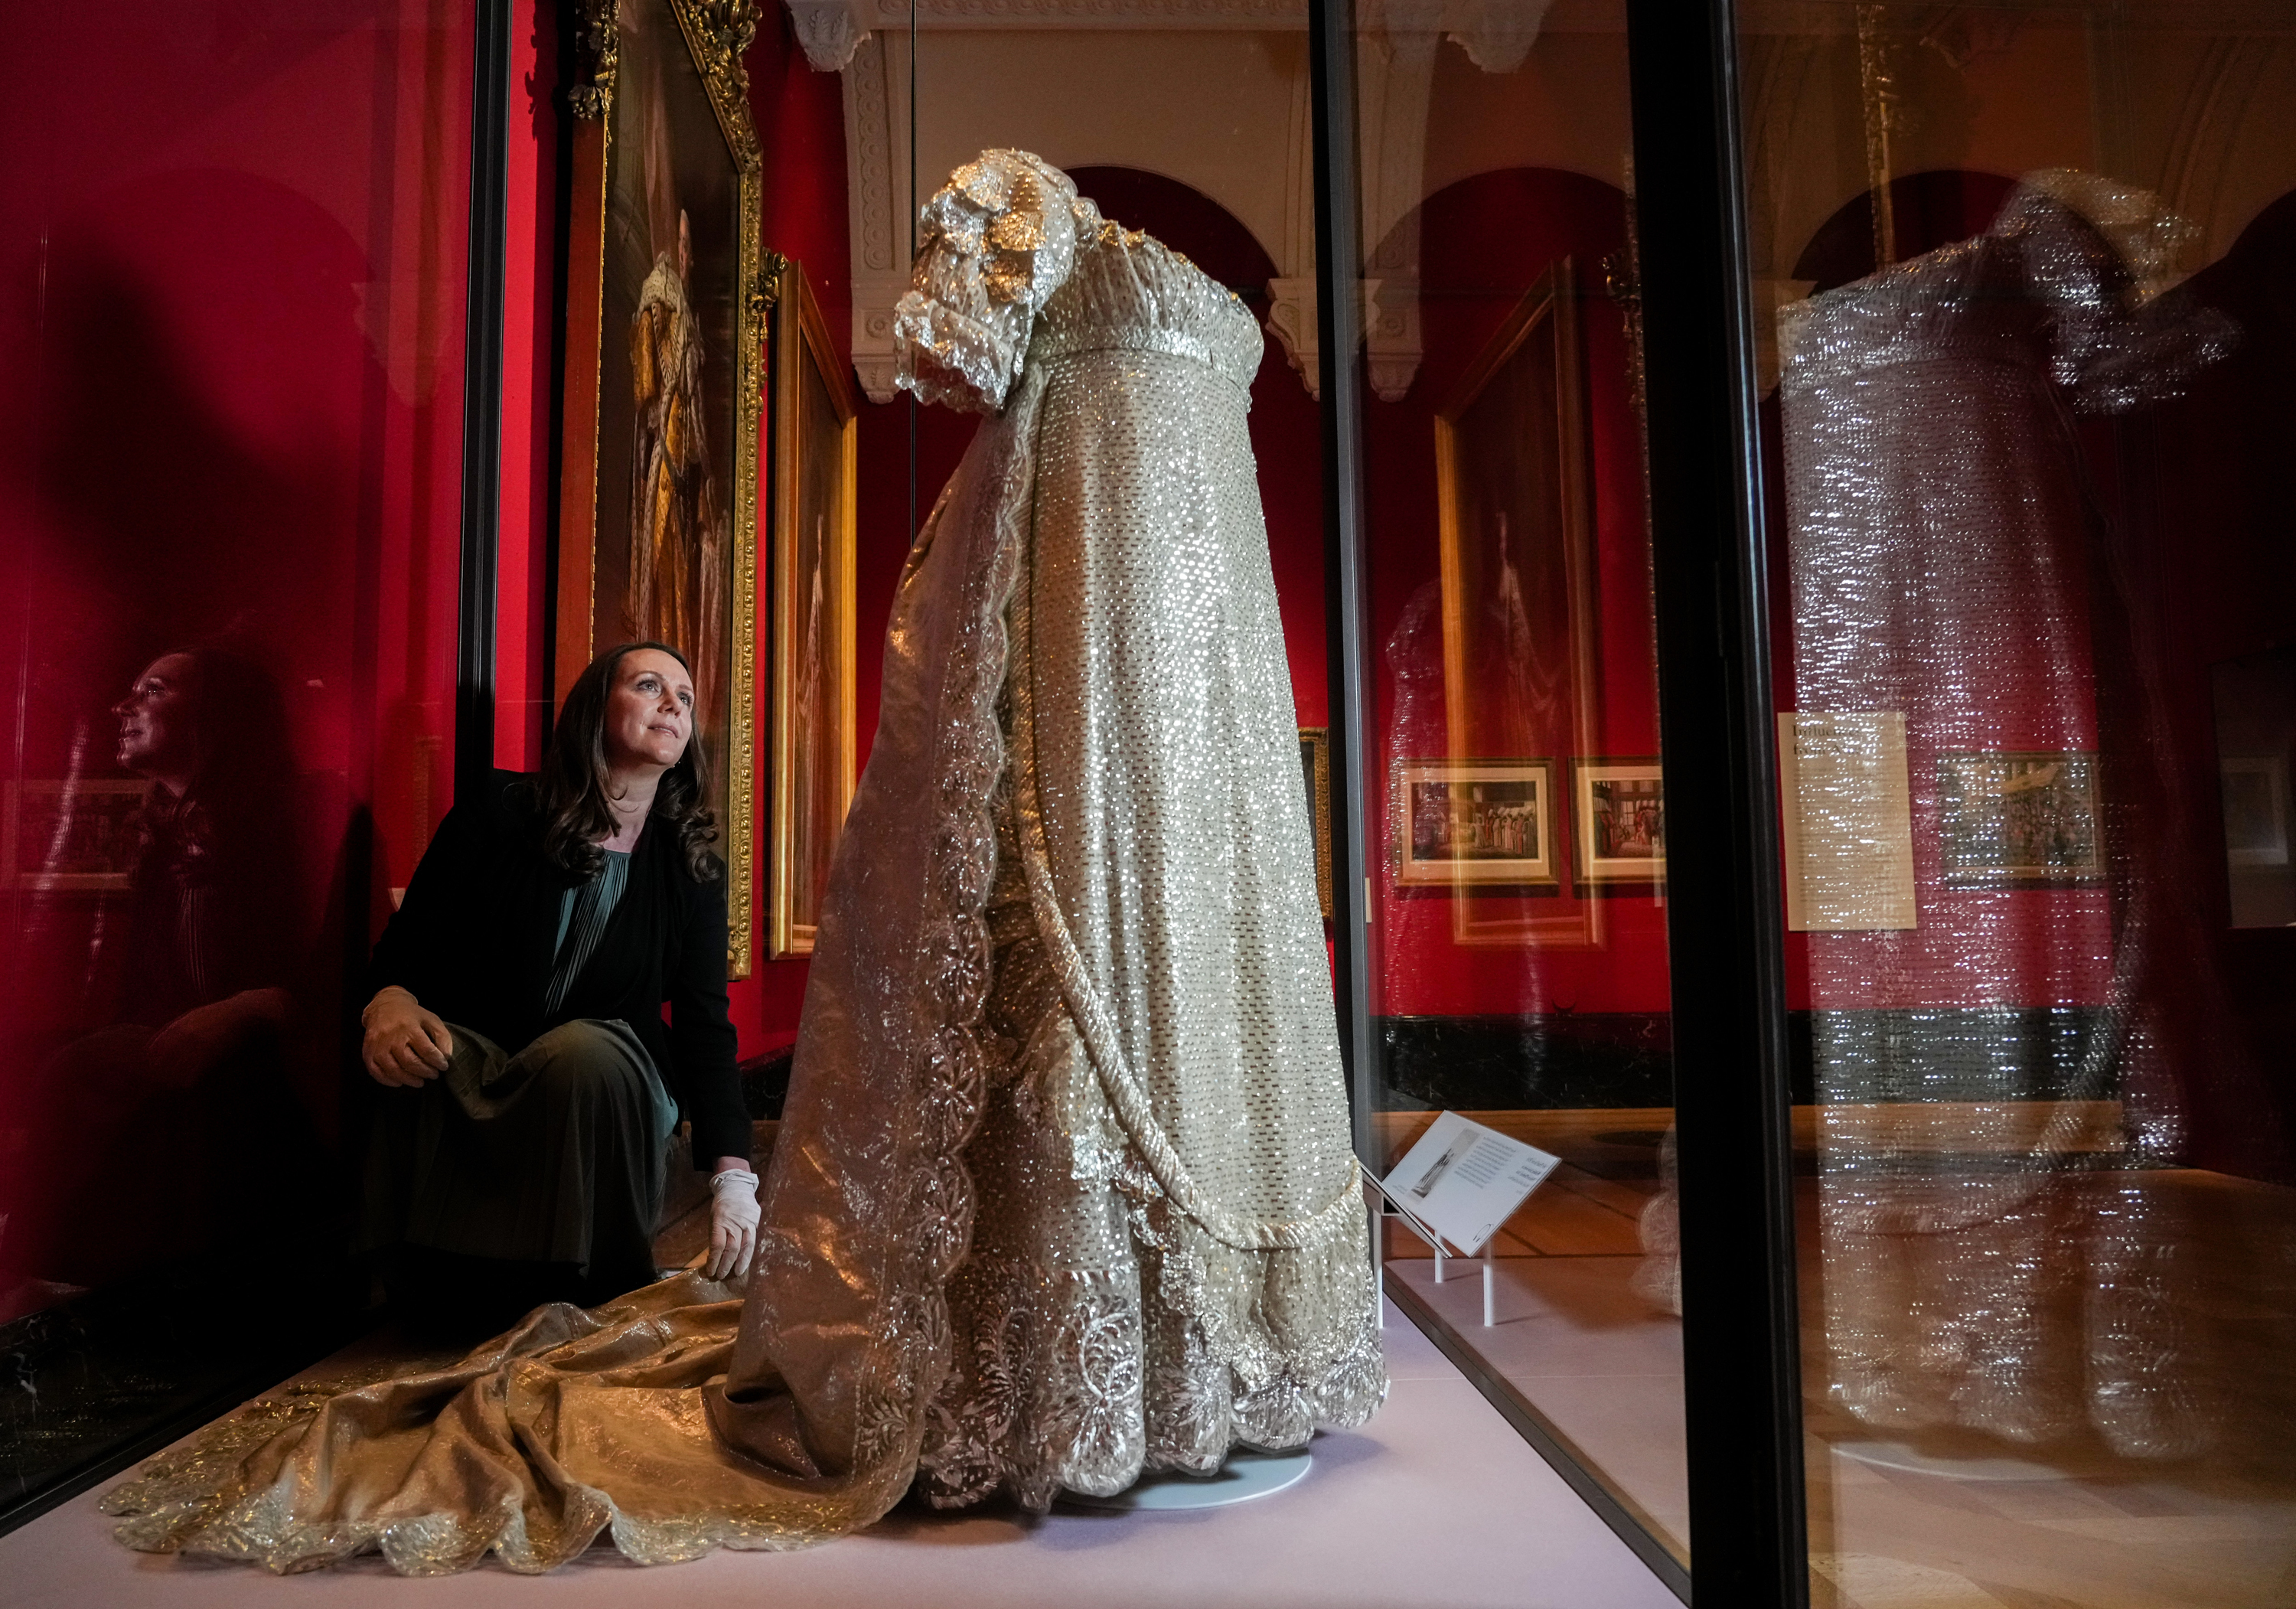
[724,11,853,1055]
[0,2,476,1279]
[494,0,563,772]
[1364,168,1668,1019]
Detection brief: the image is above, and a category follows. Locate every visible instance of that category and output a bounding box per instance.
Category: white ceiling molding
[1264,277,1321,397]
[843,32,908,402]
[785,0,875,70]
[1441,0,1552,75]
[1354,11,1437,400]
[1264,277,1397,400]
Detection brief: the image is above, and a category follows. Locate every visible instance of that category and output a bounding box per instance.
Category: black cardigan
[367,770,748,1168]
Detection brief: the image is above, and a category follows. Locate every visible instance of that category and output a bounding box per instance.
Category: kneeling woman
[360,643,758,1331]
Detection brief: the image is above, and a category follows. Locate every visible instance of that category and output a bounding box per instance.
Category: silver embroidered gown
[103,150,1381,1573]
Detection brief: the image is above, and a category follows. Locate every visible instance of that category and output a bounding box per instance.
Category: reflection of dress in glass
[103,151,1379,1572]
[1780,173,2233,1456]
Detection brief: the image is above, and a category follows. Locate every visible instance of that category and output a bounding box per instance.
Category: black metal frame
[1307,0,1809,1601]
[1307,0,1378,1137]
[455,0,514,805]
[1624,0,1808,1599]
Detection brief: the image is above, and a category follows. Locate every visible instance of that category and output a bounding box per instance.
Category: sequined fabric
[103,149,1378,1574]
[898,149,1383,1506]
[1781,173,2234,1456]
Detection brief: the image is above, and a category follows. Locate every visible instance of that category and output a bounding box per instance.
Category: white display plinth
[1057,1449,1313,1511]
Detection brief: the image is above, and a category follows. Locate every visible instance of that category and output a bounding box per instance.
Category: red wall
[0,0,477,1288]
[1362,168,1668,1020]
[722,11,853,1055]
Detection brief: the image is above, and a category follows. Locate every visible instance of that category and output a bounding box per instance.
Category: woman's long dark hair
[536,641,720,883]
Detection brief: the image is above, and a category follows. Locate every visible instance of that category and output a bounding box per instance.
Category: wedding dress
[103,148,1381,1574]
[1780,172,2233,1455]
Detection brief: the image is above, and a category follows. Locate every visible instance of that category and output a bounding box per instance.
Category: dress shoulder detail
[892,149,1084,414]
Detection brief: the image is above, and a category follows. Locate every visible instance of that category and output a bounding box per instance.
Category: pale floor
[0,1298,1679,1609]
[1379,1109,2296,1609]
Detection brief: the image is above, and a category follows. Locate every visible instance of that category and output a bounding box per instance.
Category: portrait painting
[1433,259,1599,772]
[768,259,857,958]
[1574,759,1664,884]
[1936,752,2102,884]
[1300,726,1332,920]
[1394,760,1556,887]
[556,0,765,973]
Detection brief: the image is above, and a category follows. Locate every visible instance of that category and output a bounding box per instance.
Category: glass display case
[3,2,2291,1601]
[0,0,481,1519]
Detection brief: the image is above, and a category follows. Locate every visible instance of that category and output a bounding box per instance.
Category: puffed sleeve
[892,149,1081,414]
[2001,170,2237,413]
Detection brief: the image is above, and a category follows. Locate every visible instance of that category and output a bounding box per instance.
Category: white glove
[705,1168,761,1281]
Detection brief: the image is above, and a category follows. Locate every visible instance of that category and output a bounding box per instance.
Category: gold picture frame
[1392,759,1558,888]
[1432,257,1601,945]
[556,0,767,976]
[1299,726,1333,921]
[766,258,857,958]
[1573,758,1665,884]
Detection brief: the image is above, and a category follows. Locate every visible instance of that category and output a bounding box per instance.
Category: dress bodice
[1030,210,1264,393]
[892,149,1262,413]
[1780,172,2233,415]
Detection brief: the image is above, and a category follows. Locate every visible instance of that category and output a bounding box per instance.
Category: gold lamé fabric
[104,149,1379,1574]
[1779,173,2238,1457]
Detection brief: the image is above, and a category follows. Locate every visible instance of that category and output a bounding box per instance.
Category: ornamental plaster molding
[844,34,908,401]
[784,0,874,70]
[1266,277,1407,400]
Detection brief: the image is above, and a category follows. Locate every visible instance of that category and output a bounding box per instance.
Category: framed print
[767,259,858,958]
[1300,726,1332,921]
[1777,710,1917,931]
[556,0,766,974]
[2220,756,2291,870]
[1574,759,1665,884]
[1936,752,2102,885]
[1393,760,1557,887]
[2,779,145,893]
[2211,649,2295,927]
[1433,259,1600,946]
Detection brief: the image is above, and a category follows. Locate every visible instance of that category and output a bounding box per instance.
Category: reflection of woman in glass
[110,650,298,1049]
[23,648,309,1289]
[357,643,755,1335]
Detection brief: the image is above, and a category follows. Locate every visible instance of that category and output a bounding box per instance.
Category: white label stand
[1368,1173,1499,1327]
[1372,1111,1564,1327]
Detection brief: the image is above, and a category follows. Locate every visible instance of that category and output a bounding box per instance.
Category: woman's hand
[360,986,453,1088]
[706,1160,761,1281]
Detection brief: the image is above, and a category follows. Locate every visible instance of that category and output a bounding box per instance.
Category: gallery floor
[1381,1109,2296,1609]
[0,1294,1677,1609]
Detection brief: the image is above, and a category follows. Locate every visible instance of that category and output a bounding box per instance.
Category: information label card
[1378,1111,1562,1256]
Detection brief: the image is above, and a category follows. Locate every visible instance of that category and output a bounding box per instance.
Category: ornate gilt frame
[1431,256,1603,947]
[1300,726,1333,921]
[767,258,858,958]
[559,0,770,976]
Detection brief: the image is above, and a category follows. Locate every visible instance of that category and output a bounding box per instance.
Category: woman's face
[603,649,694,774]
[114,653,201,783]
